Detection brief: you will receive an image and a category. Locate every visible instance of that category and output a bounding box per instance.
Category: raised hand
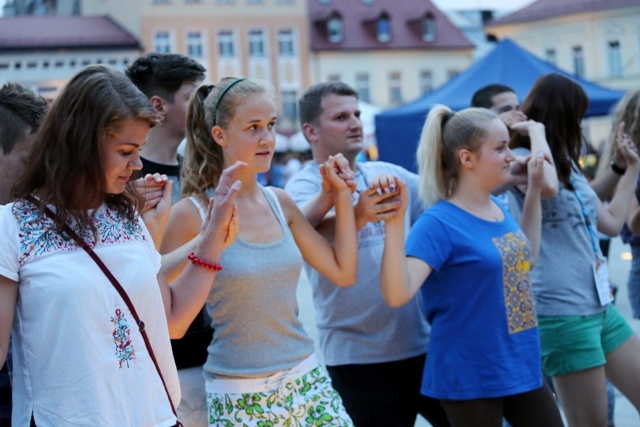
[527,150,546,191]
[133,173,168,214]
[354,174,405,228]
[615,122,639,170]
[320,157,351,195]
[199,161,244,254]
[319,154,357,194]
[509,119,544,137]
[500,110,528,129]
[140,178,173,250]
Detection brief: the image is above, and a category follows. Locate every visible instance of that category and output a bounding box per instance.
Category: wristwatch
[610,160,626,176]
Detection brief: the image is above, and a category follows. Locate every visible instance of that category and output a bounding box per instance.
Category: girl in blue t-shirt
[378,105,563,427]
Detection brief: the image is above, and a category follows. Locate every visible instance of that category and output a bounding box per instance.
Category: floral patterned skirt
[205,354,353,427]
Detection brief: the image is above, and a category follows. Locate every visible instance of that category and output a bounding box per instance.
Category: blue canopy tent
[375,38,625,172]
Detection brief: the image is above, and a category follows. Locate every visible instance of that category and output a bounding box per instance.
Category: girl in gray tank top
[161,78,358,426]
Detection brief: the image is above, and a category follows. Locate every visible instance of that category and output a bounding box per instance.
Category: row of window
[336,69,457,105]
[544,40,624,79]
[0,56,131,72]
[154,28,296,59]
[326,13,436,44]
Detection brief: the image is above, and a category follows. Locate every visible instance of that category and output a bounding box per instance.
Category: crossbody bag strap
[31,198,181,425]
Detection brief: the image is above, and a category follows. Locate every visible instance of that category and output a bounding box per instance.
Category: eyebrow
[120,141,144,149]
[246,116,277,123]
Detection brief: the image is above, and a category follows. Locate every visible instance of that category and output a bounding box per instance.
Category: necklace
[450,197,501,222]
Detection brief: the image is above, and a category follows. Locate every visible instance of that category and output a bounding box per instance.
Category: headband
[212,78,246,125]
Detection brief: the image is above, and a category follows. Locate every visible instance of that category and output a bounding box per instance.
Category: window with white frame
[607,40,622,78]
[249,29,265,57]
[218,30,235,57]
[153,31,172,53]
[420,70,432,95]
[388,72,402,103]
[278,29,295,56]
[186,31,204,58]
[355,73,370,103]
[422,14,435,42]
[572,45,585,78]
[545,48,556,65]
[377,15,391,42]
[282,90,298,122]
[327,16,344,43]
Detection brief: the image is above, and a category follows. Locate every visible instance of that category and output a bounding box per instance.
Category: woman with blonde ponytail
[379,105,562,427]
[161,77,356,426]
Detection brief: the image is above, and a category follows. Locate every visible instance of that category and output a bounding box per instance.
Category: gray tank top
[201,186,314,378]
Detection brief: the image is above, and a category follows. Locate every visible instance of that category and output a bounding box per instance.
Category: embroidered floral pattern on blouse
[111,308,136,368]
[12,199,147,266]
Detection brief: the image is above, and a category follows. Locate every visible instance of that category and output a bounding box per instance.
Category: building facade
[308,0,475,108]
[140,0,311,133]
[485,0,640,92]
[485,0,640,148]
[0,15,141,98]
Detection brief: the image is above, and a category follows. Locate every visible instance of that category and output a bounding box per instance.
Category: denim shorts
[538,304,633,376]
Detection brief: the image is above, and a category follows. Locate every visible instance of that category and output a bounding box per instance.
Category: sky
[0,0,536,16]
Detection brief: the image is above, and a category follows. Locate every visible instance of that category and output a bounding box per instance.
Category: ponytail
[181,84,224,197]
[416,104,497,207]
[417,105,451,208]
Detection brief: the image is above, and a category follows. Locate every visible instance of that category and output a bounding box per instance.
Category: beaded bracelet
[187,252,223,271]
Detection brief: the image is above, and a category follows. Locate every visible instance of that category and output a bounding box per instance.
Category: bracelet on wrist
[610,161,626,176]
[187,252,223,271]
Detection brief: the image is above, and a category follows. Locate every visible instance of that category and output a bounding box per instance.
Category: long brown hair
[511,73,588,190]
[182,77,270,199]
[12,65,156,236]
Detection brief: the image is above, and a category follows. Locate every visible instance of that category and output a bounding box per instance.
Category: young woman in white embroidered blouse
[0,65,241,427]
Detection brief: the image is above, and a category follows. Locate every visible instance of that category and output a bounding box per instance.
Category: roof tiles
[487,0,638,26]
[0,16,140,51]
[309,0,473,51]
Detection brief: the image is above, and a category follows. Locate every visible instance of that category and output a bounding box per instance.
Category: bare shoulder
[160,195,203,253]
[268,186,298,221]
[172,195,203,219]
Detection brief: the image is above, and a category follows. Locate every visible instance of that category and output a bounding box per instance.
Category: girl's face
[215,93,277,172]
[474,118,514,187]
[100,119,147,194]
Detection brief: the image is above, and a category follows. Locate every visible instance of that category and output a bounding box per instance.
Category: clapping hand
[199,161,244,252]
[615,122,639,170]
[320,154,357,194]
[133,173,169,214]
[355,174,405,228]
[500,110,528,129]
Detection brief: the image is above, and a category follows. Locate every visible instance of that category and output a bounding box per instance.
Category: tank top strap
[187,196,207,221]
[261,186,288,229]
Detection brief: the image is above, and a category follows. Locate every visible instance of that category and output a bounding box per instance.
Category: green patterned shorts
[205,355,354,427]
